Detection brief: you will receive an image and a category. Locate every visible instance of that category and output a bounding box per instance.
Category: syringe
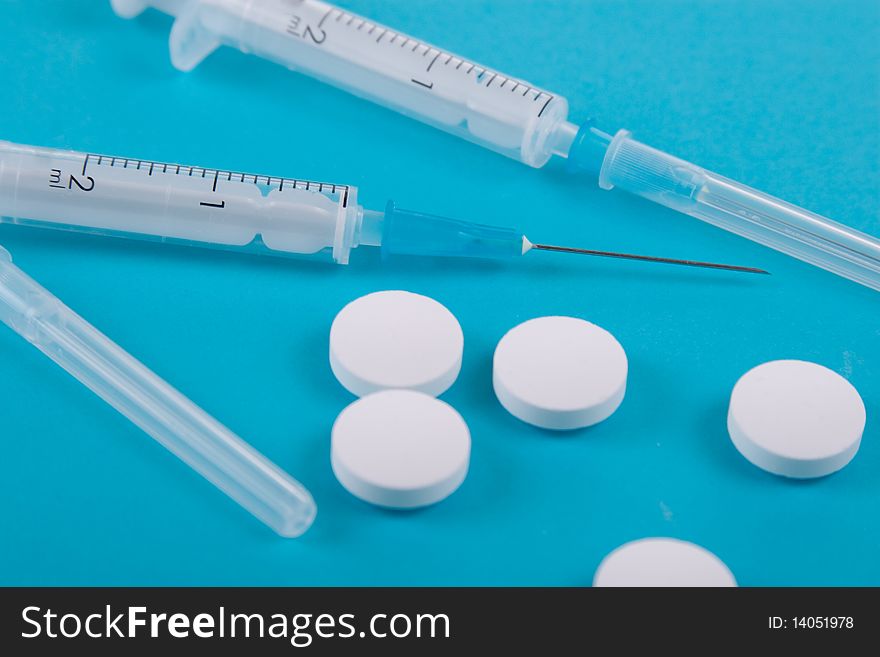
[0,140,764,274]
[0,244,316,537]
[110,0,880,290]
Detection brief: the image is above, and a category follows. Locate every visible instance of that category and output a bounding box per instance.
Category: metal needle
[531,243,769,275]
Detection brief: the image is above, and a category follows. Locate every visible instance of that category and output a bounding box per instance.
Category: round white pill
[594,538,737,587]
[329,290,463,397]
[727,360,865,479]
[331,389,471,508]
[493,316,627,430]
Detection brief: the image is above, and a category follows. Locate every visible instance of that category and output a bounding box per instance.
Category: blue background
[0,0,877,585]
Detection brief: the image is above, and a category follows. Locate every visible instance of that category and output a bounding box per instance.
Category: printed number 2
[68,174,95,191]
[304,25,325,44]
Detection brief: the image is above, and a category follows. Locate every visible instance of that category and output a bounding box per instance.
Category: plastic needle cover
[0,245,316,537]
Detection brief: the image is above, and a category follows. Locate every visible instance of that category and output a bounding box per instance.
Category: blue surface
[0,0,878,586]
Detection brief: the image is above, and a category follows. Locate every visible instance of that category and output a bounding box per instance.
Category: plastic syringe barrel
[0,246,316,537]
[592,131,880,291]
[0,140,361,264]
[112,0,570,168]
